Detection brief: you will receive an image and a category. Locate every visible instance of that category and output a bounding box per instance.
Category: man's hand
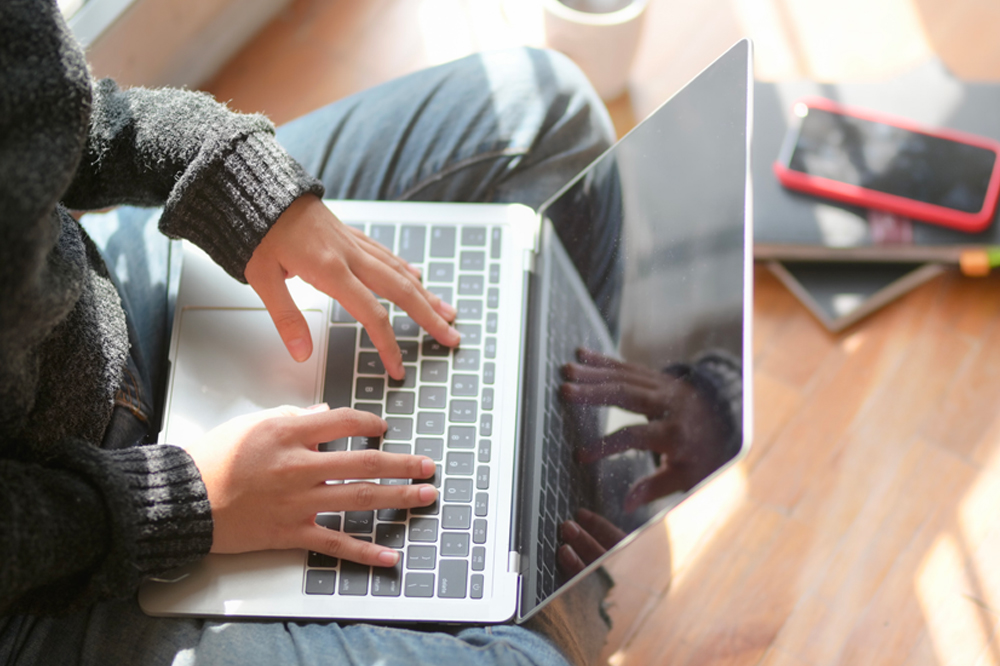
[185,404,437,568]
[558,509,626,578]
[245,194,460,379]
[561,348,731,512]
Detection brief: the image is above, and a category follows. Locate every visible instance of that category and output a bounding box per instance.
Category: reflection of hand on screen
[561,348,736,512]
[557,508,627,578]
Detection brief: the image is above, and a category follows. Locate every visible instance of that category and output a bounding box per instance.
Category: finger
[351,251,460,346]
[348,228,424,282]
[312,449,436,482]
[249,265,313,362]
[560,520,607,565]
[290,407,387,444]
[557,543,587,578]
[623,468,691,513]
[575,508,627,550]
[317,272,405,379]
[311,480,438,511]
[561,362,661,390]
[301,525,401,568]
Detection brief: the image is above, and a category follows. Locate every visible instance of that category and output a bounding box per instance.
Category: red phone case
[772,96,1000,233]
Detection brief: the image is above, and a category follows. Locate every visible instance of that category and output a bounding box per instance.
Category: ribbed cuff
[160,130,325,282]
[106,444,213,577]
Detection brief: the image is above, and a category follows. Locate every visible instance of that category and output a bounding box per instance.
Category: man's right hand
[184,404,436,568]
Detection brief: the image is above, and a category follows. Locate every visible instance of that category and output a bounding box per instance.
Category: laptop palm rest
[162,308,325,445]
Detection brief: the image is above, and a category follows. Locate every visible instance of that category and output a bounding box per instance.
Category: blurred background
[66,1,1000,664]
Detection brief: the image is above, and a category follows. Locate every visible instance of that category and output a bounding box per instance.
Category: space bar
[323,327,357,409]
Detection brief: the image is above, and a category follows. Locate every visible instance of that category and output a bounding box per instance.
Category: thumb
[248,263,313,362]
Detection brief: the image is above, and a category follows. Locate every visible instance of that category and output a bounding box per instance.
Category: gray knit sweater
[0,0,323,615]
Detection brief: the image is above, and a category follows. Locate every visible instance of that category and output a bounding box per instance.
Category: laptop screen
[521,40,753,618]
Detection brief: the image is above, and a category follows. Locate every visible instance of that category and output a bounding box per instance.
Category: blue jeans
[1,49,613,666]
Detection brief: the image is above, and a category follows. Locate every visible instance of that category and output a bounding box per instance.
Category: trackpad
[161,308,324,445]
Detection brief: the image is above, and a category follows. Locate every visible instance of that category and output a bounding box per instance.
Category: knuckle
[352,482,378,508]
[358,449,383,475]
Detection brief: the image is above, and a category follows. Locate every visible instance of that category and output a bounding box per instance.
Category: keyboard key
[444,478,473,502]
[404,572,434,597]
[411,498,439,516]
[308,551,338,568]
[451,374,479,397]
[406,545,437,570]
[344,511,374,533]
[474,492,489,517]
[489,263,500,285]
[319,438,348,452]
[324,326,357,408]
[441,532,471,557]
[486,311,498,334]
[448,426,476,449]
[356,377,384,401]
[428,262,454,282]
[386,391,415,415]
[455,324,481,346]
[480,414,492,437]
[398,226,426,263]
[419,386,447,409]
[355,402,382,418]
[490,227,502,259]
[481,388,494,411]
[428,286,452,304]
[432,464,442,488]
[421,336,450,358]
[331,301,356,324]
[430,226,456,258]
[351,436,380,450]
[471,546,486,571]
[456,300,483,321]
[415,438,444,460]
[461,226,487,247]
[305,569,336,595]
[378,508,407,522]
[442,505,472,530]
[388,366,416,388]
[446,452,475,476]
[339,561,369,596]
[369,225,396,252]
[358,352,385,375]
[420,360,448,382]
[478,439,491,463]
[375,523,406,548]
[471,573,485,599]
[393,316,419,338]
[483,363,496,385]
[484,337,497,359]
[360,329,375,349]
[408,518,438,542]
[460,250,485,272]
[476,466,490,489]
[384,418,413,441]
[449,400,477,423]
[371,559,403,597]
[438,559,468,598]
[473,519,488,544]
[458,275,484,296]
[416,412,445,435]
[382,443,411,454]
[398,341,419,364]
[487,288,499,309]
[316,514,342,531]
[454,349,480,371]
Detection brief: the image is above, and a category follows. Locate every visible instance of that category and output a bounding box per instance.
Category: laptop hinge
[522,248,537,274]
[508,551,522,574]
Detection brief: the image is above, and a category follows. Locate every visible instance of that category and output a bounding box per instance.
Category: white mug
[542,0,649,101]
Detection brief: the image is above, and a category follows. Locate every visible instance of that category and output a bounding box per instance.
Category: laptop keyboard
[304,224,503,600]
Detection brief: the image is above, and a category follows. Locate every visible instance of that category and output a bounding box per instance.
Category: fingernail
[306,403,329,413]
[562,520,580,539]
[288,337,310,362]
[420,458,435,477]
[448,326,461,345]
[418,485,437,503]
[441,301,457,317]
[378,550,400,566]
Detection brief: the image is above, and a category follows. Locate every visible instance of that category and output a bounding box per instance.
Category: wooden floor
[198,1,1000,664]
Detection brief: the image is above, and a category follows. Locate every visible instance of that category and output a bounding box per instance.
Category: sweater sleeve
[0,440,213,616]
[62,79,325,281]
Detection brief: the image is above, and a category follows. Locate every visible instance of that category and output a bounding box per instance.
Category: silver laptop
[139,39,754,625]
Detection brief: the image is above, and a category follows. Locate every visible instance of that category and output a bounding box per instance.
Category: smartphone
[773,96,1000,233]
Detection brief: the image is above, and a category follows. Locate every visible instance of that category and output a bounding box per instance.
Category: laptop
[139,39,754,626]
